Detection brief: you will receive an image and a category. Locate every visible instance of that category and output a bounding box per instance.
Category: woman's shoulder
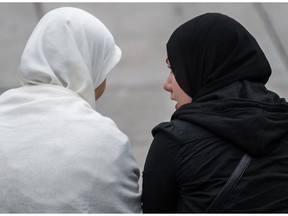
[152,119,215,143]
[88,111,130,145]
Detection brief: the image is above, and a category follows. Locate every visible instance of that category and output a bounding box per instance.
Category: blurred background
[1,3,288,186]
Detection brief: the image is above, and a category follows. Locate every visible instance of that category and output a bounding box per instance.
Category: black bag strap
[205,153,252,213]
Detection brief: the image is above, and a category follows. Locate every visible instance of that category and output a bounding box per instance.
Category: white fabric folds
[0,7,141,213]
[19,6,122,109]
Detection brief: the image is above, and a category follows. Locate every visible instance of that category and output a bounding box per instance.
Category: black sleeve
[142,122,182,213]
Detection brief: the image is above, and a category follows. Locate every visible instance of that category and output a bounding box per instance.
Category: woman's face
[164,59,192,109]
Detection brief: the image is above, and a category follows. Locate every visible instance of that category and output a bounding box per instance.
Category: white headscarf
[18,7,121,109]
[0,7,141,213]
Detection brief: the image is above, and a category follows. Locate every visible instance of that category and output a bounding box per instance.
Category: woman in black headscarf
[142,13,288,213]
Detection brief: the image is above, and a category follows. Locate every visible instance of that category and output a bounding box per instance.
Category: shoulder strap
[205,153,252,213]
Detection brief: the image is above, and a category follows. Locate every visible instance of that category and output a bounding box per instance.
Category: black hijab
[166,13,271,101]
[166,13,288,156]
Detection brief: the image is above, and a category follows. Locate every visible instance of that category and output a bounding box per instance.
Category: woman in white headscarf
[0,7,141,213]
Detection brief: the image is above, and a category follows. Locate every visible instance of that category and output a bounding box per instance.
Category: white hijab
[0,7,141,213]
[18,7,121,109]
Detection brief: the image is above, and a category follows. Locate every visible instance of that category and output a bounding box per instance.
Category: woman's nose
[164,73,172,92]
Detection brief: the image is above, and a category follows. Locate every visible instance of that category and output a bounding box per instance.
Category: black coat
[142,81,288,213]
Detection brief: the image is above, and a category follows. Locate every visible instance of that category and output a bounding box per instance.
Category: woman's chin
[175,103,180,110]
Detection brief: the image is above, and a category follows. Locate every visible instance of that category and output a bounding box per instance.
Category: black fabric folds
[143,13,288,213]
[172,80,288,156]
[166,13,288,156]
[166,13,271,99]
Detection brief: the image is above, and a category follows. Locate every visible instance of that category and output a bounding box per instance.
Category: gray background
[1,3,288,185]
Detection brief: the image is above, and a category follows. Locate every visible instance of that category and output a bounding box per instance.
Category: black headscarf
[167,13,271,101]
[166,13,288,156]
